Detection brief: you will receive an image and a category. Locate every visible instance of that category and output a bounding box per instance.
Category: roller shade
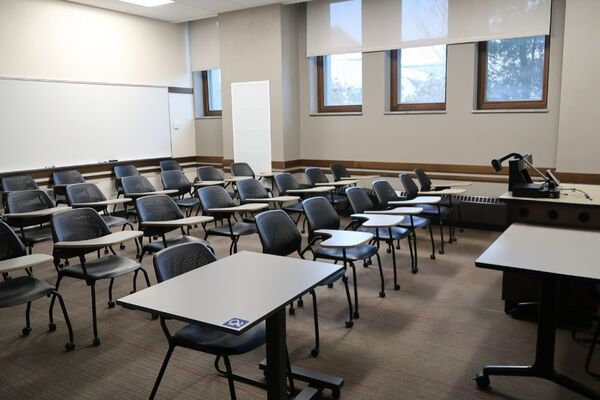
[190,17,220,71]
[307,0,552,57]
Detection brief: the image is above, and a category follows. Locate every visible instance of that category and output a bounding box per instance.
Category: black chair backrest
[114,165,140,180]
[196,166,224,181]
[51,208,111,258]
[274,173,300,194]
[372,180,401,209]
[231,162,255,178]
[256,210,301,257]
[1,175,39,192]
[346,187,375,214]
[53,170,85,185]
[198,186,235,213]
[237,179,268,203]
[330,164,351,181]
[137,195,183,224]
[66,183,107,206]
[400,174,419,200]
[305,168,329,186]
[161,170,192,196]
[160,159,181,172]
[0,222,26,261]
[122,176,156,195]
[6,190,54,214]
[153,242,216,283]
[302,197,340,235]
[414,169,432,191]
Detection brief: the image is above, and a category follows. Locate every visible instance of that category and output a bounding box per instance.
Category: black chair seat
[61,255,141,280]
[173,322,266,356]
[145,235,211,253]
[416,204,450,216]
[0,276,54,308]
[398,215,431,228]
[283,203,304,213]
[207,222,256,237]
[175,198,200,208]
[329,194,348,205]
[101,215,130,229]
[360,226,409,240]
[314,243,378,262]
[16,225,53,244]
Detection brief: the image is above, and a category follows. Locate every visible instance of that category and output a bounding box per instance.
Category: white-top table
[117,251,345,400]
[194,180,226,187]
[315,180,357,187]
[3,206,71,219]
[141,216,214,228]
[418,188,466,196]
[365,207,423,215]
[208,203,268,213]
[244,196,300,208]
[390,195,442,205]
[54,231,143,249]
[474,223,600,399]
[351,214,405,291]
[71,198,132,208]
[500,184,600,206]
[286,186,335,194]
[341,175,380,180]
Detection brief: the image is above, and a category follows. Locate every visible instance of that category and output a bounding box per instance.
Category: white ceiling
[67,0,306,23]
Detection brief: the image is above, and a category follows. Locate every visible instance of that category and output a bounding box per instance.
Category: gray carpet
[0,220,598,399]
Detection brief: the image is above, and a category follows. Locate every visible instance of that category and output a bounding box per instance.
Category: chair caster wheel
[108,301,115,308]
[394,284,400,290]
[48,323,57,332]
[474,373,490,389]
[363,262,369,268]
[288,308,295,316]
[411,268,419,274]
[430,254,436,260]
[22,327,31,336]
[310,348,319,358]
[104,249,109,255]
[297,299,304,307]
[353,311,360,319]
[65,342,76,352]
[327,283,334,288]
[120,244,126,250]
[93,338,101,347]
[439,250,445,255]
[345,320,353,328]
[151,313,159,320]
[379,291,385,298]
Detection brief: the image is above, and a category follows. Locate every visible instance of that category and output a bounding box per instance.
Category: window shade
[306,0,552,57]
[190,17,220,71]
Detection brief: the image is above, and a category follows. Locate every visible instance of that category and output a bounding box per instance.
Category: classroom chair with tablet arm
[5,190,57,253]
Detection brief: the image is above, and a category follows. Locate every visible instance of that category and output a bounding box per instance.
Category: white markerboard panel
[231,80,272,174]
[0,78,171,173]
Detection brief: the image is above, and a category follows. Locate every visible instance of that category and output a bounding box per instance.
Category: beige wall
[556,0,600,174]
[195,118,223,157]
[0,0,196,158]
[218,4,285,161]
[297,2,565,169]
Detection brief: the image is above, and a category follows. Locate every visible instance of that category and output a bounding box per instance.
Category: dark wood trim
[477,35,550,110]
[168,87,193,95]
[316,55,362,113]
[201,71,222,117]
[196,156,224,165]
[390,49,447,112]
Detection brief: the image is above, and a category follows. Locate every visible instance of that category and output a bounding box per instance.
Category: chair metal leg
[23,302,32,335]
[428,224,436,259]
[149,344,175,400]
[223,355,237,400]
[90,282,100,346]
[310,290,320,357]
[48,275,63,331]
[408,236,416,274]
[52,291,75,351]
[140,268,152,288]
[348,260,359,320]
[342,276,353,328]
[438,210,445,254]
[375,249,385,297]
[108,278,116,308]
[585,318,600,378]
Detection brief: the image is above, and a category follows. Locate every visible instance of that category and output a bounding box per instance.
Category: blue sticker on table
[223,318,249,329]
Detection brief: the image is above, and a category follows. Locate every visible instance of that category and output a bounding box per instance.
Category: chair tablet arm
[0,254,54,274]
[54,231,143,249]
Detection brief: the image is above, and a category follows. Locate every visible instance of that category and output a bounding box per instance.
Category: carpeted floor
[1,220,598,399]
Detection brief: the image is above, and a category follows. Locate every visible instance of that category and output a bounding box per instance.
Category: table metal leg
[475,275,600,399]
[388,227,400,290]
[266,308,288,400]
[374,228,386,297]
[344,248,360,319]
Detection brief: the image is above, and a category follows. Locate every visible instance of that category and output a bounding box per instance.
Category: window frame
[390,48,448,112]
[316,55,362,113]
[477,35,550,110]
[201,70,222,117]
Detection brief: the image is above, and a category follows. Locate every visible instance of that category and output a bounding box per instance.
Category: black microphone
[491,153,523,172]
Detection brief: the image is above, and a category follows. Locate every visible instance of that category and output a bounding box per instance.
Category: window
[192,69,222,117]
[477,35,550,110]
[317,53,362,112]
[390,45,447,111]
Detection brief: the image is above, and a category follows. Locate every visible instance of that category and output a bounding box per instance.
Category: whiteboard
[0,78,171,173]
[231,80,272,174]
